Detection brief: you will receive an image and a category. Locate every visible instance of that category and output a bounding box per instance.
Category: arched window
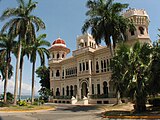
[66,86,69,96]
[129,29,135,36]
[62,53,64,58]
[92,84,94,94]
[57,53,60,59]
[86,62,89,70]
[56,70,60,77]
[103,81,108,97]
[62,88,65,96]
[79,63,82,71]
[96,61,99,73]
[97,84,100,94]
[101,60,104,72]
[70,86,73,96]
[56,88,60,96]
[104,60,106,72]
[139,27,144,35]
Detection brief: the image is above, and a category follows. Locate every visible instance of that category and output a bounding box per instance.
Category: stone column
[88,77,92,98]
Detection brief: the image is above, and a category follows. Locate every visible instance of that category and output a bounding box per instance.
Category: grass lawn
[0,104,55,112]
[102,102,160,119]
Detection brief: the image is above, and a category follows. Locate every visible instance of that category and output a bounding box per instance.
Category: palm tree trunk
[13,43,21,105]
[31,61,35,104]
[18,58,23,101]
[4,62,9,103]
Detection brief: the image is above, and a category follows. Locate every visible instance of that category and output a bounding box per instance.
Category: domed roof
[52,38,66,45]
[49,37,70,53]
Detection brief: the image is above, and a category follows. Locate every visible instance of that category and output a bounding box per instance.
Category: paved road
[0,104,105,120]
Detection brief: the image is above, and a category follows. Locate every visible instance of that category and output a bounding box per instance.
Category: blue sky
[0,0,160,95]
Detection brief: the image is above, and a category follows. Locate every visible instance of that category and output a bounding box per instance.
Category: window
[86,62,89,70]
[139,27,144,35]
[107,59,109,71]
[52,53,54,58]
[97,84,100,94]
[96,61,99,73]
[79,63,82,71]
[104,60,106,72]
[66,86,69,96]
[56,70,60,77]
[56,88,60,96]
[62,70,64,79]
[92,84,94,94]
[85,42,87,47]
[57,53,60,59]
[103,82,108,97]
[101,60,103,72]
[62,54,64,58]
[62,88,65,96]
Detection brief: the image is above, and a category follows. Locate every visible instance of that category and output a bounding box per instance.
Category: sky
[0,0,160,96]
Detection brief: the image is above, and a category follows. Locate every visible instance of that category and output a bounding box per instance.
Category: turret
[48,38,70,62]
[123,8,151,45]
[76,33,98,49]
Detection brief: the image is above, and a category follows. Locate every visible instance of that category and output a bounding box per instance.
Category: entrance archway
[81,82,88,98]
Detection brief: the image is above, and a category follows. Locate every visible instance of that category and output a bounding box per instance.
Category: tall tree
[111,43,130,104]
[111,42,152,112]
[0,34,16,102]
[82,0,133,52]
[30,34,50,104]
[36,66,51,101]
[0,0,45,105]
[13,41,30,101]
[147,41,160,96]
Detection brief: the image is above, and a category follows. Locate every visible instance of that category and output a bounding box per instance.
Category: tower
[76,33,98,50]
[49,38,70,62]
[123,8,151,45]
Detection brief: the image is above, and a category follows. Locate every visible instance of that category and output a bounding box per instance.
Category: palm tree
[82,0,133,53]
[30,34,50,104]
[111,43,130,104]
[0,0,45,105]
[147,42,160,96]
[15,41,30,101]
[111,42,152,112]
[0,34,16,102]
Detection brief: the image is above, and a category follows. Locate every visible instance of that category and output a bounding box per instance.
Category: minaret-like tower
[49,38,70,62]
[123,8,151,45]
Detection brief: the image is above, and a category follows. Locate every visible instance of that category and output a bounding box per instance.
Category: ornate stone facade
[48,9,151,104]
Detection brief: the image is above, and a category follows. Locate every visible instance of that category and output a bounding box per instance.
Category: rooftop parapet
[123,8,149,20]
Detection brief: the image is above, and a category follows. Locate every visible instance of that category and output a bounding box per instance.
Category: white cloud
[0,78,41,96]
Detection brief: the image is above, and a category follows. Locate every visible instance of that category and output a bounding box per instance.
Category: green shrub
[33,101,38,105]
[0,101,9,107]
[18,100,27,106]
[40,100,44,105]
[148,97,160,106]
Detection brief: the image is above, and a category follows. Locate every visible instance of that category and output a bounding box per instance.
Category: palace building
[48,9,151,104]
